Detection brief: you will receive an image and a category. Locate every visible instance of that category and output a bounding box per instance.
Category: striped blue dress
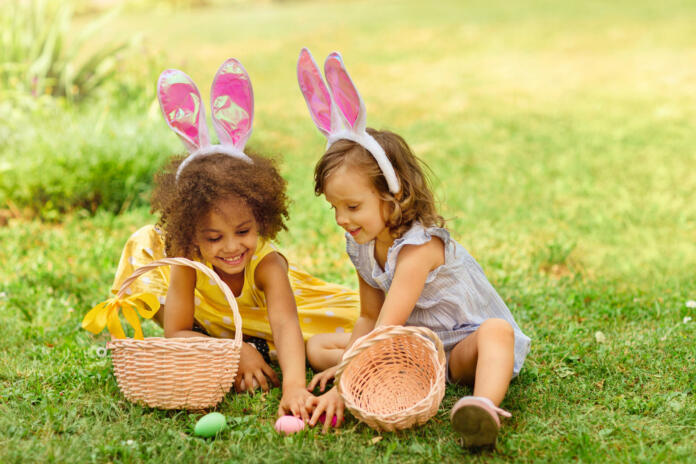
[345,222,531,379]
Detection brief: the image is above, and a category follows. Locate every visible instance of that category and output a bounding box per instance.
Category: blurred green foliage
[0,0,140,102]
[0,98,175,219]
[0,0,169,219]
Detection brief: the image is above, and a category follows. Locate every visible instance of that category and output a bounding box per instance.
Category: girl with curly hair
[110,59,358,420]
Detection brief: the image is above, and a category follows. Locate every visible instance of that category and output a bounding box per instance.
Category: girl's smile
[217,250,247,266]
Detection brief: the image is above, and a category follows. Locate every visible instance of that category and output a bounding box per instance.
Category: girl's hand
[307,365,339,393]
[306,387,344,434]
[235,342,279,393]
[277,386,312,422]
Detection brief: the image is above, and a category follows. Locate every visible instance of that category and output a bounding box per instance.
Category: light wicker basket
[335,325,446,432]
[106,257,243,410]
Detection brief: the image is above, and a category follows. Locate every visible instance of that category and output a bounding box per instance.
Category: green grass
[1,0,695,462]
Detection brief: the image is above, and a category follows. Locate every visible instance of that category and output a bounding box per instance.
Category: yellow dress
[111,225,359,343]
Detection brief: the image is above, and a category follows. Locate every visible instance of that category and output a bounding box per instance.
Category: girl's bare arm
[256,252,311,419]
[163,265,207,338]
[376,237,445,327]
[342,271,384,348]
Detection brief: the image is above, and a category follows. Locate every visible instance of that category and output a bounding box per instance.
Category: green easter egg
[194,412,226,438]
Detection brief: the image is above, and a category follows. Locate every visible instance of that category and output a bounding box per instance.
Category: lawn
[1,0,695,462]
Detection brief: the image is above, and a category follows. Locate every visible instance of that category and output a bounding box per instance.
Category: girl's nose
[223,237,241,253]
[335,210,348,226]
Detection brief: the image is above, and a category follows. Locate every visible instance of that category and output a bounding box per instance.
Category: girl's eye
[207,236,221,242]
[237,229,249,235]
[348,205,359,211]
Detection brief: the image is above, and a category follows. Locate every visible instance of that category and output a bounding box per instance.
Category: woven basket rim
[108,336,240,343]
[336,325,445,378]
[107,336,242,351]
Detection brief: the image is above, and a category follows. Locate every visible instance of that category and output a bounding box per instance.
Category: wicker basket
[106,257,243,410]
[335,325,446,432]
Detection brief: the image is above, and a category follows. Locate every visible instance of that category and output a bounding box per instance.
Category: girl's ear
[383,197,401,234]
[157,69,211,153]
[210,58,254,152]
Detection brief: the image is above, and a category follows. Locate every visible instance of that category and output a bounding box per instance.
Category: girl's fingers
[322,404,335,434]
[335,405,344,428]
[307,374,320,391]
[235,371,249,392]
[289,402,299,418]
[298,400,310,423]
[262,364,280,386]
[319,375,329,392]
[255,370,269,392]
[244,372,255,393]
[305,394,316,409]
[309,400,325,426]
[305,395,318,417]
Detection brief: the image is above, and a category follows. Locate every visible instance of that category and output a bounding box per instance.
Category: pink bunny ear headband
[297,48,401,194]
[157,58,254,179]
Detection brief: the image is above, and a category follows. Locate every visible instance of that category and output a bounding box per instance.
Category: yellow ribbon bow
[81,293,160,340]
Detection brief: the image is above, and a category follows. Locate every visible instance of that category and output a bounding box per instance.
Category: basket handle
[335,325,446,381]
[116,257,243,345]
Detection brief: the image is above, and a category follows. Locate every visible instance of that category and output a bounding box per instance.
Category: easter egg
[274,415,305,435]
[318,413,338,427]
[194,412,226,438]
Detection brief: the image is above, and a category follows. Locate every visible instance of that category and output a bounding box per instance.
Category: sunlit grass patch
[1,0,696,462]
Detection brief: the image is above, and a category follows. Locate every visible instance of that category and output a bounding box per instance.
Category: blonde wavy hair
[314,128,444,238]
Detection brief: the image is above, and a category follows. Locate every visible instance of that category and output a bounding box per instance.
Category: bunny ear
[158,69,210,153]
[324,52,366,131]
[210,58,254,150]
[297,48,333,136]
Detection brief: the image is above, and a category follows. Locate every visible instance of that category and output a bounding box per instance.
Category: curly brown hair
[151,151,289,258]
[314,128,444,238]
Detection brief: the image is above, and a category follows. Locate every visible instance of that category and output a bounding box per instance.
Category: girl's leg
[448,318,515,404]
[306,333,351,371]
[448,318,515,447]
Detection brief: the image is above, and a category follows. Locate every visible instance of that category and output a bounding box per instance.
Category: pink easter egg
[274,415,305,435]
[318,413,338,427]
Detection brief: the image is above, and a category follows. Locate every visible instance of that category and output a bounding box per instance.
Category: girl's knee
[306,334,322,356]
[479,318,514,342]
[306,333,330,366]
[306,332,349,370]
